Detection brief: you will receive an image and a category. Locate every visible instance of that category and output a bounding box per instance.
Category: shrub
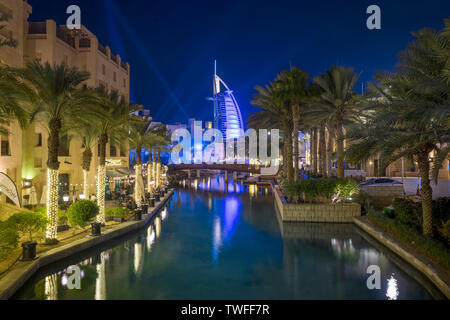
[105,208,130,219]
[392,198,423,232]
[284,178,360,204]
[0,221,19,260]
[7,211,49,243]
[384,206,396,219]
[66,200,99,229]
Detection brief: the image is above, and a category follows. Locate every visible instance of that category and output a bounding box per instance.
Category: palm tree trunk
[283,122,294,183]
[156,151,161,188]
[96,133,108,224]
[336,116,345,179]
[82,148,92,198]
[319,125,327,177]
[135,148,143,207]
[327,129,333,177]
[45,118,61,243]
[417,151,433,236]
[292,104,300,182]
[147,152,153,196]
[311,128,318,174]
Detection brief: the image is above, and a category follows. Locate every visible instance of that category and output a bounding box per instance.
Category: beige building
[0,0,131,205]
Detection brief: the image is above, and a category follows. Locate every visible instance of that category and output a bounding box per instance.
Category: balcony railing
[111,55,118,64]
[79,37,91,48]
[28,22,47,34]
[121,62,128,71]
[56,26,75,48]
[98,43,107,56]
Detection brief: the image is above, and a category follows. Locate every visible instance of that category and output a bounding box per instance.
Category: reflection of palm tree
[45,274,58,300]
[95,252,106,300]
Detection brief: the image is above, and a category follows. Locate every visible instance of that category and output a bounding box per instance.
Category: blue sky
[28,0,450,125]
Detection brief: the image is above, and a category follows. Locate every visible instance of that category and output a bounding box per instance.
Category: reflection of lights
[212,216,222,262]
[45,274,58,300]
[249,184,258,197]
[194,180,198,191]
[79,193,86,200]
[161,208,167,221]
[147,226,156,253]
[386,275,399,300]
[134,243,143,276]
[155,217,161,238]
[95,252,106,300]
[61,275,68,286]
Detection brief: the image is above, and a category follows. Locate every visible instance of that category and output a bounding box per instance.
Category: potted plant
[66,200,100,236]
[7,211,49,261]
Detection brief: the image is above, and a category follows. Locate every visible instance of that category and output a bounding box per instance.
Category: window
[113,72,117,82]
[120,148,125,157]
[123,79,126,88]
[36,133,42,147]
[1,139,9,156]
[110,145,117,157]
[63,55,69,66]
[102,64,106,75]
[34,158,42,168]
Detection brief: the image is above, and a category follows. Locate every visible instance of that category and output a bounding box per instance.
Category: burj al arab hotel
[213,62,245,141]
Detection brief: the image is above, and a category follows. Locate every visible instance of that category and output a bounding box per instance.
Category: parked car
[360,178,403,187]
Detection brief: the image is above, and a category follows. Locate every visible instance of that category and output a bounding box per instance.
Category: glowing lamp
[79,194,86,200]
[63,195,70,202]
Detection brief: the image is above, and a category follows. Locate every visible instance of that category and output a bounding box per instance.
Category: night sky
[27,0,450,125]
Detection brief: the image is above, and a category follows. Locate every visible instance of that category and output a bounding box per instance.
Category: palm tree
[346,21,450,236]
[92,88,136,223]
[311,66,362,179]
[71,124,99,198]
[128,115,166,206]
[18,61,91,243]
[276,67,312,181]
[250,82,294,181]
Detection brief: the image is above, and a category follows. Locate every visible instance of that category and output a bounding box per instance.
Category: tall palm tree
[347,21,450,236]
[128,115,166,206]
[92,88,136,223]
[71,124,99,198]
[276,67,312,181]
[18,61,91,243]
[311,66,362,179]
[250,82,294,181]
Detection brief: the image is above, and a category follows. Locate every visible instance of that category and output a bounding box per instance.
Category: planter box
[105,216,115,222]
[57,225,70,232]
[113,217,126,223]
[273,185,361,223]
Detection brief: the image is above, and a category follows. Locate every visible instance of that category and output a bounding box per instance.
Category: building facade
[0,0,131,205]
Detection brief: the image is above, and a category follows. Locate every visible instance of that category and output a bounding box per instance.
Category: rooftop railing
[56,26,75,48]
[79,37,91,48]
[98,43,107,55]
[28,22,47,34]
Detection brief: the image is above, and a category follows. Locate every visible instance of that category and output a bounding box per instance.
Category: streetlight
[63,195,70,202]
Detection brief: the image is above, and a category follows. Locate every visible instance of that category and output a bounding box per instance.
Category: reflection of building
[213,63,245,141]
[0,0,130,204]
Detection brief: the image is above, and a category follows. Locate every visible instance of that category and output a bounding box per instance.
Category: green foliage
[384,207,396,219]
[105,208,130,219]
[285,178,360,204]
[7,211,49,243]
[66,200,99,229]
[437,221,450,246]
[367,211,450,268]
[393,198,423,232]
[0,221,19,260]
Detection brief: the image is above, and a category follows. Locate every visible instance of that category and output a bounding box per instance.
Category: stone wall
[273,185,361,223]
[361,185,404,209]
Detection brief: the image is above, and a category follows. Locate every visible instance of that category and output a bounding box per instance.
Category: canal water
[13,176,444,300]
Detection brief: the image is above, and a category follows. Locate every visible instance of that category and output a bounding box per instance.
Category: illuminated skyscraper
[213,62,245,140]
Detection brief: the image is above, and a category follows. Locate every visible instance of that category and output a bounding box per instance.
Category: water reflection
[13,182,444,300]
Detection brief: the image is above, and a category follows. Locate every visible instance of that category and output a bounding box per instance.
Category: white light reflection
[386,275,399,300]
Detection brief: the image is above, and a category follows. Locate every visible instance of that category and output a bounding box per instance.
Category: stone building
[0,0,131,205]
